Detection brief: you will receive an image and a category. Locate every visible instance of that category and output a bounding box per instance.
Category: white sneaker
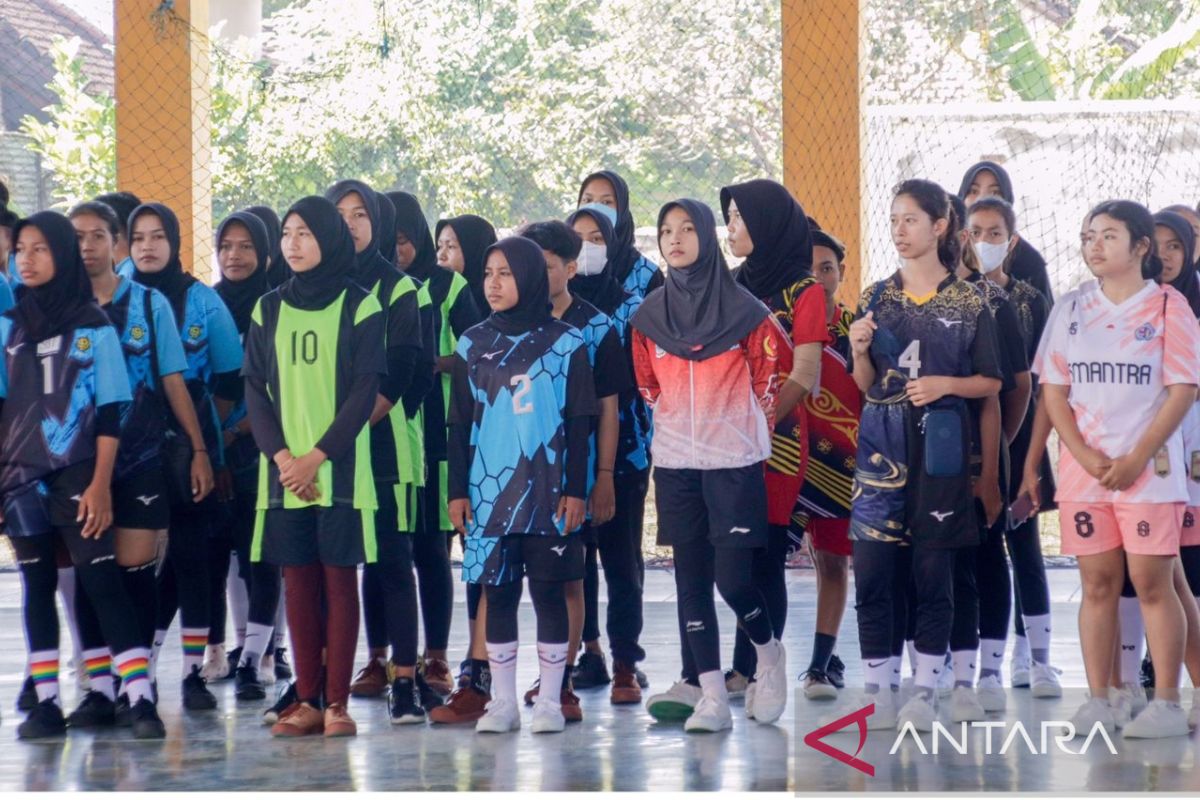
[684,692,733,733]
[646,680,703,722]
[897,693,938,732]
[1070,697,1115,734]
[724,670,749,700]
[260,654,277,686]
[476,697,522,733]
[530,695,565,734]
[1123,681,1148,715]
[949,686,987,722]
[745,681,757,720]
[1189,688,1200,731]
[750,643,787,723]
[201,645,230,681]
[936,662,955,698]
[1010,655,1031,689]
[1108,687,1133,729]
[1123,698,1189,739]
[1029,662,1061,698]
[976,674,1007,712]
[820,690,899,730]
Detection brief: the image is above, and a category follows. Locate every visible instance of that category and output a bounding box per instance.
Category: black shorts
[471,533,585,586]
[254,504,376,567]
[4,461,115,566]
[112,465,170,530]
[653,464,768,549]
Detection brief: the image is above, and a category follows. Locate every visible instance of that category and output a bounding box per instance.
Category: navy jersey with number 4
[450,317,596,584]
[0,319,131,494]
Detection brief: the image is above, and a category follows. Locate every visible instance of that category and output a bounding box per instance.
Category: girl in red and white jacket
[631,198,791,733]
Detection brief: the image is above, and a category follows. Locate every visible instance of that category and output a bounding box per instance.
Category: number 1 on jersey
[899,340,921,379]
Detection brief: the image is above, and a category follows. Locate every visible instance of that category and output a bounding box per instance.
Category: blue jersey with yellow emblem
[176,282,242,460]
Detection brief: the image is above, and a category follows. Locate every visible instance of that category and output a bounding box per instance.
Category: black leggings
[485,579,568,644]
[15,529,142,656]
[413,468,454,653]
[731,523,789,676]
[156,502,214,635]
[362,533,418,667]
[1183,546,1200,596]
[1006,514,1051,637]
[581,471,649,664]
[675,540,774,681]
[856,539,954,661]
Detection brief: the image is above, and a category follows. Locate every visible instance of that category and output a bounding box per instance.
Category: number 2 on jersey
[510,374,533,415]
[899,340,921,379]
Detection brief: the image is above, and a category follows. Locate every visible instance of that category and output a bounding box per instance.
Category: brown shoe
[350,659,388,698]
[523,678,541,707]
[270,702,324,737]
[561,685,583,722]
[323,702,357,737]
[611,661,642,705]
[423,658,454,695]
[429,685,490,724]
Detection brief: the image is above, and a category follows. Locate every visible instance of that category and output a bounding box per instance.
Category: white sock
[698,669,728,700]
[536,641,568,701]
[753,638,782,671]
[951,649,977,687]
[979,638,1005,677]
[227,555,249,649]
[1024,613,1052,663]
[82,648,115,701]
[57,567,83,669]
[113,647,154,704]
[151,628,168,682]
[1013,634,1030,662]
[914,650,946,694]
[905,639,918,675]
[889,655,902,688]
[29,649,60,705]
[1119,596,1145,685]
[241,622,274,669]
[865,656,891,691]
[486,641,518,706]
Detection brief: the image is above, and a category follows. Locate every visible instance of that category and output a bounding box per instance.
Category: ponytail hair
[894,179,958,270]
[1087,199,1163,281]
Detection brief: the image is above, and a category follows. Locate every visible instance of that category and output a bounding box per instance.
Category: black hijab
[215,211,271,334]
[1155,210,1200,318]
[244,205,288,288]
[435,215,497,315]
[128,203,196,323]
[720,178,813,298]
[631,199,768,361]
[387,191,438,283]
[324,179,395,291]
[576,170,642,286]
[278,196,355,311]
[10,211,107,341]
[565,205,624,315]
[957,161,1015,204]
[484,236,553,336]
[376,191,397,269]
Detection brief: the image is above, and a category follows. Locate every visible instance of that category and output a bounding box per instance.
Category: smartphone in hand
[1008,492,1035,529]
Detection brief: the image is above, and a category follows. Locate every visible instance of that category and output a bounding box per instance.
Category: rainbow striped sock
[181,628,208,676]
[28,650,60,704]
[114,648,153,705]
[82,648,115,701]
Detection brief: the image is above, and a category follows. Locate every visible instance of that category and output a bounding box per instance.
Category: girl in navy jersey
[577,170,664,299]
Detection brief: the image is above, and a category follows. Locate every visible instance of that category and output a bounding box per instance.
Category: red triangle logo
[802,703,875,776]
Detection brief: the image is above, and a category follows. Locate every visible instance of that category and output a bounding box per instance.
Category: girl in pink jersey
[1038,200,1200,738]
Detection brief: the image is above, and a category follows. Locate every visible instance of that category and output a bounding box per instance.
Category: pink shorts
[1057,502,1183,557]
[1183,507,1200,548]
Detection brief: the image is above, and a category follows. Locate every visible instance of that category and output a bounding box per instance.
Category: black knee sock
[122,561,158,650]
[809,632,836,673]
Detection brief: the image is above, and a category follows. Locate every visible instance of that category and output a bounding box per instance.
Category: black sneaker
[388,677,426,725]
[634,668,649,689]
[18,698,67,739]
[114,693,132,727]
[182,666,218,711]
[826,654,846,690]
[16,675,37,712]
[235,665,266,701]
[224,647,243,681]
[67,690,116,728]
[800,669,838,700]
[415,672,444,711]
[263,681,298,725]
[571,652,611,689]
[1141,655,1156,689]
[274,647,293,681]
[130,697,167,739]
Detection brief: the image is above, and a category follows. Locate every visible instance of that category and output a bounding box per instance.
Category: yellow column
[114,0,213,281]
[781,0,861,305]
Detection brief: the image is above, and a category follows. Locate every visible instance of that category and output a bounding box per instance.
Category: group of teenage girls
[1,158,1199,741]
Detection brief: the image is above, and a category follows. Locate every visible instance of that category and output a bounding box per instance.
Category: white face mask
[974,239,1011,272]
[576,241,608,276]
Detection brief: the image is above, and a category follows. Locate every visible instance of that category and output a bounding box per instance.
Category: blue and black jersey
[423,269,483,462]
[175,282,243,462]
[103,277,189,479]
[448,317,597,584]
[0,319,131,495]
[622,254,663,300]
[606,291,651,475]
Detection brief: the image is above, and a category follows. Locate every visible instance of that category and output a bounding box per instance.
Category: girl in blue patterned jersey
[576,170,664,299]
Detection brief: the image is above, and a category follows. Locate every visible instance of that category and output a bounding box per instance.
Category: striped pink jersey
[1035,279,1200,504]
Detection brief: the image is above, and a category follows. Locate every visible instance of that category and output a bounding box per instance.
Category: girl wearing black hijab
[3,211,164,739]
[244,205,290,288]
[436,214,497,320]
[325,179,432,722]
[719,179,828,699]
[632,199,791,733]
[958,161,1053,301]
[445,236,596,735]
[211,210,281,700]
[387,190,474,704]
[127,202,242,711]
[243,195,386,738]
[577,170,665,299]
